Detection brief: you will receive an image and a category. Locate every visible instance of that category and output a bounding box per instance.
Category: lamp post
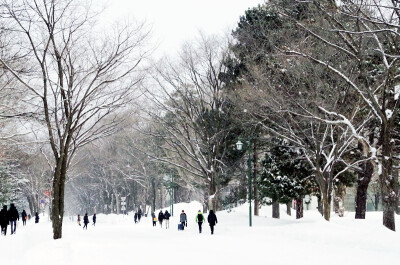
[236,139,252,227]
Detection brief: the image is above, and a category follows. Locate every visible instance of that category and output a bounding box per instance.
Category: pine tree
[258,138,316,219]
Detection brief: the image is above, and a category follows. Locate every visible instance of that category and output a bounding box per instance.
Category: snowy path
[1,202,399,265]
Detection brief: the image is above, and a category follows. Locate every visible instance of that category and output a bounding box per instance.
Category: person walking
[0,205,9,235]
[8,203,19,235]
[83,213,89,230]
[179,210,187,230]
[137,208,142,222]
[151,212,157,227]
[134,212,138,223]
[77,214,81,226]
[21,210,27,226]
[207,210,218,235]
[164,210,171,229]
[158,210,164,228]
[196,210,205,234]
[92,213,96,226]
[35,212,39,223]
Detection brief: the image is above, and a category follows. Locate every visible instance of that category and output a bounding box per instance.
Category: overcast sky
[102,0,265,57]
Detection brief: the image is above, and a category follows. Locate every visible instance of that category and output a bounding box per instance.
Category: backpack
[197,213,203,222]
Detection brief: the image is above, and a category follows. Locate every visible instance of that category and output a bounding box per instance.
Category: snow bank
[0,201,399,265]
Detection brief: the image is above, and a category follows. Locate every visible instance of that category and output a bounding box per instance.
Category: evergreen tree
[258,138,315,219]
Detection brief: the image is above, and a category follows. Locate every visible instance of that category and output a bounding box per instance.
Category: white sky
[102,0,265,57]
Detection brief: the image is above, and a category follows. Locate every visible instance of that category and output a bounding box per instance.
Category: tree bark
[355,160,374,219]
[253,143,259,216]
[296,197,303,219]
[286,202,291,216]
[272,200,280,219]
[380,125,396,231]
[317,196,323,216]
[51,156,68,239]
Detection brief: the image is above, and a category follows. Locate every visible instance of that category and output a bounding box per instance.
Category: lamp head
[236,140,243,151]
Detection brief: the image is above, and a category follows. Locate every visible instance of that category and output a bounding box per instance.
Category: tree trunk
[355,160,374,219]
[286,202,291,216]
[317,196,323,216]
[374,193,380,211]
[334,184,346,217]
[272,200,280,219]
[253,143,259,216]
[296,197,303,219]
[380,125,396,231]
[51,157,67,240]
[207,176,217,212]
[322,195,331,221]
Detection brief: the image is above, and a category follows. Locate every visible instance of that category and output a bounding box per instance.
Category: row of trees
[0,0,399,241]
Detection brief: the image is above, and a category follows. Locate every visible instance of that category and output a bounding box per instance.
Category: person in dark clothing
[0,205,9,235]
[134,212,138,223]
[35,212,39,223]
[8,203,19,235]
[158,210,164,228]
[92,213,96,226]
[207,210,218,235]
[28,214,31,220]
[180,210,187,230]
[83,213,89,230]
[137,208,142,222]
[196,210,205,233]
[151,212,156,227]
[164,210,171,229]
[21,210,27,226]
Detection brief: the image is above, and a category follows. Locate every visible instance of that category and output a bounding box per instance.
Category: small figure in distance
[137,208,142,222]
[207,210,218,235]
[92,213,96,226]
[134,212,138,223]
[179,210,187,230]
[83,213,89,230]
[196,210,205,234]
[21,209,27,226]
[158,210,164,228]
[77,214,81,226]
[151,212,157,227]
[164,210,171,229]
[35,212,39,223]
[0,205,9,235]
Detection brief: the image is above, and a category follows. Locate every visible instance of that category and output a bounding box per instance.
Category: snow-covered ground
[1,202,399,265]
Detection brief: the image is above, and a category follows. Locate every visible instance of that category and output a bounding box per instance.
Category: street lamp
[236,138,252,227]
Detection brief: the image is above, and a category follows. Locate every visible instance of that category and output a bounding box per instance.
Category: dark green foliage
[258,138,315,204]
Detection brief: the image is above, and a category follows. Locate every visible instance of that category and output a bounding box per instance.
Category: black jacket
[164,211,171,219]
[158,211,164,221]
[8,205,19,221]
[84,215,89,224]
[21,210,27,219]
[207,211,218,226]
[0,207,8,226]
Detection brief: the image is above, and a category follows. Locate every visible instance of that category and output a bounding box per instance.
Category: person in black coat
[8,203,19,235]
[134,212,138,223]
[92,213,96,226]
[21,210,27,226]
[0,205,9,235]
[83,213,89,230]
[35,212,39,223]
[207,210,218,235]
[137,208,142,222]
[158,210,164,228]
[164,210,171,229]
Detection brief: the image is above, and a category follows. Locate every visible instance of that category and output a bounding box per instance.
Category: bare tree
[0,0,150,239]
[143,34,241,211]
[277,0,400,231]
